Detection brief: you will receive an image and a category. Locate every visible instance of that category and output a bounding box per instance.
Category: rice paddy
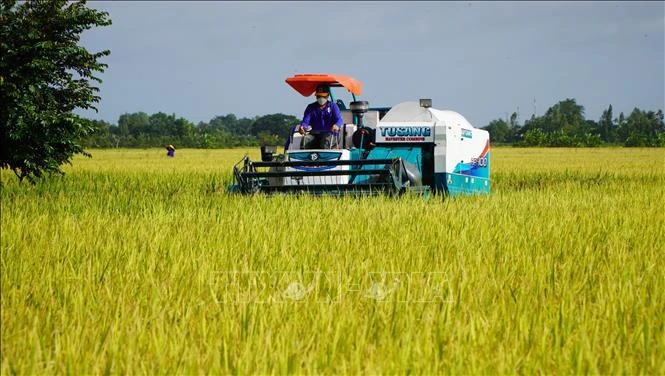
[1,147,664,374]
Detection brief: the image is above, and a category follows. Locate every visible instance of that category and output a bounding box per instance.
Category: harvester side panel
[429,109,490,195]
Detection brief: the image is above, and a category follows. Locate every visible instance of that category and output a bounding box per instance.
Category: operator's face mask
[316,96,328,106]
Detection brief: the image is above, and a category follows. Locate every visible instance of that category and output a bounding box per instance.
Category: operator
[297,84,343,149]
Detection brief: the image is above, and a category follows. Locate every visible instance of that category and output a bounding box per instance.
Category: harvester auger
[228,73,490,197]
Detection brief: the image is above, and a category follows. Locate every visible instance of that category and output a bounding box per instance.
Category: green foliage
[598,104,615,142]
[0,0,111,183]
[621,109,664,147]
[521,128,547,146]
[657,132,665,147]
[84,95,664,150]
[84,112,301,149]
[485,119,512,143]
[520,129,602,147]
[510,99,663,147]
[118,112,149,137]
[521,98,586,136]
[250,113,299,141]
[208,114,251,136]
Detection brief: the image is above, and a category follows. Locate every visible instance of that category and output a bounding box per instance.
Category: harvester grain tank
[229,74,490,196]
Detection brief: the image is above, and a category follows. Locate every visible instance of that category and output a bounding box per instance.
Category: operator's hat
[315,84,330,97]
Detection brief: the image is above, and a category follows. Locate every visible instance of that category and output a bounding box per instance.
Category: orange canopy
[285,74,362,97]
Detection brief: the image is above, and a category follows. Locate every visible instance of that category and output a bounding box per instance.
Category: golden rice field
[1,147,664,374]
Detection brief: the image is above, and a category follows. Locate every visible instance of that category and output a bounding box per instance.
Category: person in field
[296,84,343,149]
[166,144,175,157]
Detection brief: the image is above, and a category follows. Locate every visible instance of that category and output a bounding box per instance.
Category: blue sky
[78,1,664,128]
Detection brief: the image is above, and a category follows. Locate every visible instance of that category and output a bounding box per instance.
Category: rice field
[1,147,664,374]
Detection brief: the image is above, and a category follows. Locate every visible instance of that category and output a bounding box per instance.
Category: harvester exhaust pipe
[349,101,369,127]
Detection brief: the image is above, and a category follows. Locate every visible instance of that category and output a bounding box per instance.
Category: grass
[2,147,664,374]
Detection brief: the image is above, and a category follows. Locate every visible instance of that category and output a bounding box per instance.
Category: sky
[77,1,665,128]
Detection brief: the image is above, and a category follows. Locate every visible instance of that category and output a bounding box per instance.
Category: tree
[509,112,519,128]
[81,119,113,147]
[623,108,665,147]
[208,114,243,136]
[148,112,176,136]
[598,104,614,143]
[250,113,299,142]
[174,117,193,139]
[0,0,111,183]
[118,112,150,137]
[485,119,511,143]
[615,112,627,142]
[543,98,586,135]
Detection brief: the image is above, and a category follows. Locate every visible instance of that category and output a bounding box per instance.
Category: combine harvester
[229,74,490,196]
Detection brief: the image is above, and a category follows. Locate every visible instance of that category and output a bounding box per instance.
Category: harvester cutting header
[229,73,490,196]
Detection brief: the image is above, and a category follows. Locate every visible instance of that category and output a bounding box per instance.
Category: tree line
[82,98,665,149]
[81,112,301,149]
[484,99,664,147]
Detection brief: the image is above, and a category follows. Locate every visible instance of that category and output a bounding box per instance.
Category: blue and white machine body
[231,100,490,196]
[373,101,490,195]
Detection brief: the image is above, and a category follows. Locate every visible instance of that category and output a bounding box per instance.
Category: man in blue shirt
[297,85,343,149]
